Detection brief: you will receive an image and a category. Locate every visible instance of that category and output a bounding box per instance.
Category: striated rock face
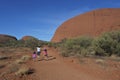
[51,8,120,42]
[0,34,17,43]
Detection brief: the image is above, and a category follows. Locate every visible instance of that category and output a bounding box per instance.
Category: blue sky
[0,0,120,41]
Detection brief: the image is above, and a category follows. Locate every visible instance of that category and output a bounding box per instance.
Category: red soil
[51,8,120,42]
[0,47,120,80]
[31,47,120,80]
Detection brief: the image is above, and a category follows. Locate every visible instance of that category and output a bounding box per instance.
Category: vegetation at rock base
[58,30,120,57]
[0,30,120,57]
[0,38,46,50]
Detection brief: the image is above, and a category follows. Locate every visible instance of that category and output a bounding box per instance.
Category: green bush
[59,30,120,57]
[1,38,46,50]
[59,36,93,57]
[93,30,120,56]
[46,42,58,48]
[24,39,38,49]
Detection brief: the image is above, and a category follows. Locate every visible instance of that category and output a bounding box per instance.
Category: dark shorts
[37,51,41,55]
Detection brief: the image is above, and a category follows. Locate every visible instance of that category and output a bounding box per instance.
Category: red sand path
[31,48,120,80]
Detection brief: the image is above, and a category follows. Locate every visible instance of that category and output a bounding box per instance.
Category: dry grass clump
[21,55,31,61]
[0,72,7,78]
[0,47,35,79]
[95,59,107,67]
[96,59,104,64]
[15,59,25,64]
[8,55,31,73]
[15,66,32,76]
[7,63,20,73]
[0,62,5,69]
[0,63,20,78]
[0,55,9,60]
[14,54,31,64]
[110,55,120,61]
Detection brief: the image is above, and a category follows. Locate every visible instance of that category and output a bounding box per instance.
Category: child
[32,51,37,61]
[43,48,48,60]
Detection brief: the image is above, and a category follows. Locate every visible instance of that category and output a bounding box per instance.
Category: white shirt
[37,47,40,52]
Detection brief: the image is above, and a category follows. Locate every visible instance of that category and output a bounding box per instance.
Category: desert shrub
[15,55,31,64]
[73,36,93,48]
[15,59,25,64]
[23,38,39,49]
[59,36,93,57]
[0,38,46,49]
[115,43,120,56]
[21,55,31,61]
[0,55,9,60]
[59,30,120,57]
[59,39,77,57]
[0,62,5,69]
[8,63,20,73]
[0,40,24,48]
[93,30,120,56]
[0,43,4,47]
[95,59,105,66]
[60,51,69,57]
[47,42,58,48]
[0,40,14,47]
[23,39,47,50]
[15,66,32,76]
[15,40,25,47]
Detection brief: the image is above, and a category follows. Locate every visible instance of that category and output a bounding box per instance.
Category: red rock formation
[0,34,17,43]
[51,8,120,42]
[21,36,38,41]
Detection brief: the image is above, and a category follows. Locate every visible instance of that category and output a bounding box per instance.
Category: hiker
[32,51,37,61]
[43,48,48,60]
[36,46,41,59]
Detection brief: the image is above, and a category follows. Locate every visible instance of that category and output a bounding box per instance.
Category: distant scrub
[58,30,120,57]
[1,30,120,57]
[43,41,58,49]
[0,38,46,49]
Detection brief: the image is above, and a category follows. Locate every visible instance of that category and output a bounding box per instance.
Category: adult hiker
[36,46,41,60]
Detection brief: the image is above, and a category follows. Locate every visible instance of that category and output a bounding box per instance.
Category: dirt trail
[31,47,120,80]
